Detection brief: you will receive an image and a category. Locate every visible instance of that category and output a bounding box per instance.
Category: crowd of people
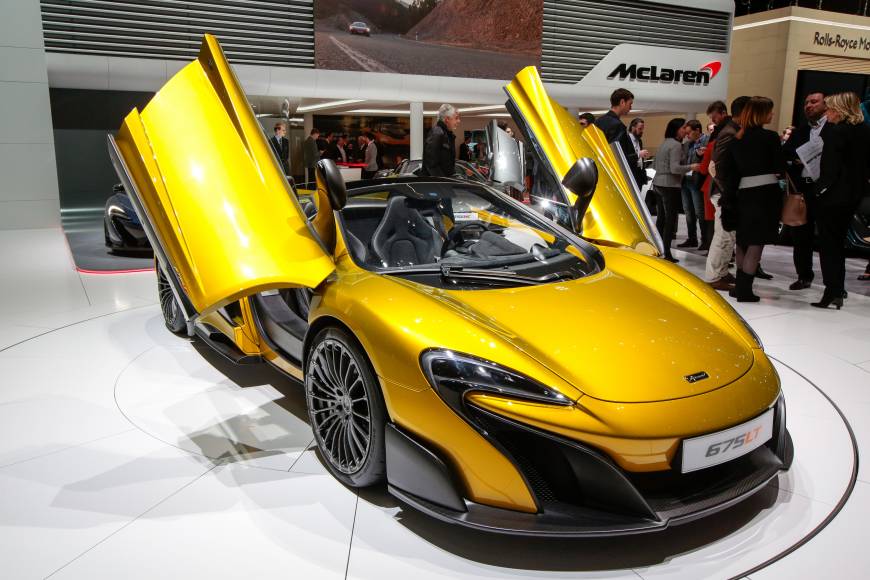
[596,87,870,310]
[279,126,381,182]
[283,87,868,310]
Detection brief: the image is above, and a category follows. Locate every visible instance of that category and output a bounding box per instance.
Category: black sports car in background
[104,183,152,252]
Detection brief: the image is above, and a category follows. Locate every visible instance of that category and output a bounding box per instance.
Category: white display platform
[0,228,867,579]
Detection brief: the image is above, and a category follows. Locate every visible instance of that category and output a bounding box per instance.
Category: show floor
[1,226,869,579]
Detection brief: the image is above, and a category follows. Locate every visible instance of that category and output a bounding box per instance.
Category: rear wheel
[305,327,386,487]
[157,266,186,335]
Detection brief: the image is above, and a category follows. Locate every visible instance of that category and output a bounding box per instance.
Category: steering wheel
[440,220,492,257]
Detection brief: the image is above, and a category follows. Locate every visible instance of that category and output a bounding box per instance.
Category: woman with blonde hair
[719,96,786,302]
[811,92,870,309]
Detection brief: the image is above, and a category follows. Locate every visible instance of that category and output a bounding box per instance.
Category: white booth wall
[0,0,60,230]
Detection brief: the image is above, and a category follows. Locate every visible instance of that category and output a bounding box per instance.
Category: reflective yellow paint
[466,351,779,472]
[114,35,334,315]
[127,36,783,515]
[506,66,660,255]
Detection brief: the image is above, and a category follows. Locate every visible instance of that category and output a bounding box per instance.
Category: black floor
[61,209,153,271]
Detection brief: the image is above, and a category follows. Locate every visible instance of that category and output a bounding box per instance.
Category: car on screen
[108,35,792,537]
[348,21,371,36]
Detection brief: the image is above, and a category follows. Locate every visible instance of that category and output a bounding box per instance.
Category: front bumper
[386,396,792,537]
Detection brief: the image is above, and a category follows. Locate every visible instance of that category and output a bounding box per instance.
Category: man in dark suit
[595,88,646,190]
[782,92,827,290]
[269,123,290,175]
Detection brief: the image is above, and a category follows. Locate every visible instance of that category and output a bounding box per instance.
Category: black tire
[157,265,186,335]
[305,327,386,487]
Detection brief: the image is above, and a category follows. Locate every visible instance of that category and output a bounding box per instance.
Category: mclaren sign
[608,61,722,85]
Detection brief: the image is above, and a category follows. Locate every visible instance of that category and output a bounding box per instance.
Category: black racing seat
[370,196,441,267]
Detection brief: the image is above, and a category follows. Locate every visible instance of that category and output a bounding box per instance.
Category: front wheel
[305,327,386,487]
[157,265,186,335]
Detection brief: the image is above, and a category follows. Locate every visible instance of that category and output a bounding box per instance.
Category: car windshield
[338,180,599,288]
[398,160,487,184]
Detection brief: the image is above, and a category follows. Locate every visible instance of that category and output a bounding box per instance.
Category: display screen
[314,0,542,80]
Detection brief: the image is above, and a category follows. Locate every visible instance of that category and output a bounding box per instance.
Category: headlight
[420,350,573,407]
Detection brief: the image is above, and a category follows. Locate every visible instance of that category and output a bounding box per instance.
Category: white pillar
[410,102,424,160]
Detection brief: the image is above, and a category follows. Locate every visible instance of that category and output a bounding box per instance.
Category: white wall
[0,0,60,229]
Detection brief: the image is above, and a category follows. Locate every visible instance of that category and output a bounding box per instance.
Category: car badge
[685,371,709,383]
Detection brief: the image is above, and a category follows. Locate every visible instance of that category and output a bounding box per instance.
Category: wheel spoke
[306,338,373,475]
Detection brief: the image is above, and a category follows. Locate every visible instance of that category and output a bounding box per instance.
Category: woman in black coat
[720,97,786,302]
[811,92,870,309]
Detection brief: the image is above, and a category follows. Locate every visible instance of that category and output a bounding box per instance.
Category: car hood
[406,254,754,404]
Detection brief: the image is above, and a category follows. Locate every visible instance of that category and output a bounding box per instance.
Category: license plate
[681,408,774,473]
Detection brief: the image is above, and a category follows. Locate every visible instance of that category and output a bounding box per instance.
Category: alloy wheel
[307,338,371,474]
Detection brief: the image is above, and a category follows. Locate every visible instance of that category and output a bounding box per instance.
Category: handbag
[781,174,807,227]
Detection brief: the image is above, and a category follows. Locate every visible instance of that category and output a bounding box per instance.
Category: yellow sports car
[108,36,792,536]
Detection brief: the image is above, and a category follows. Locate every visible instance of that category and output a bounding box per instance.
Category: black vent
[542,0,731,84]
[40,0,314,68]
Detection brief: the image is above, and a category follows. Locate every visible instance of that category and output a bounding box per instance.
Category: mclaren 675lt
[108,35,792,536]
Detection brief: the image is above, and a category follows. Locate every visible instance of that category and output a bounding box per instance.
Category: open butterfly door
[505,66,662,256]
[108,35,335,326]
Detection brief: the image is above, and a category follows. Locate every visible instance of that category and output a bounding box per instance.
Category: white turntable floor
[0,226,868,580]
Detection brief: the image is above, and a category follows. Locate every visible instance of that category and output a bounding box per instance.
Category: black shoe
[677,239,698,248]
[736,270,760,302]
[811,292,844,310]
[664,255,680,263]
[697,241,710,251]
[755,266,773,280]
[789,279,812,290]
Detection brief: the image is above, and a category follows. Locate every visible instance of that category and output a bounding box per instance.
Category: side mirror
[562,157,598,225]
[485,119,525,191]
[315,159,347,210]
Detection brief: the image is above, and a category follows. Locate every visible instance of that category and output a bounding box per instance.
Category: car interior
[250,180,595,368]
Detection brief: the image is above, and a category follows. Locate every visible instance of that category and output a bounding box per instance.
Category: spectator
[423,104,460,177]
[719,97,786,302]
[318,132,333,158]
[578,112,596,128]
[705,96,749,291]
[459,134,472,162]
[678,119,709,249]
[782,92,827,290]
[344,133,356,161]
[323,134,347,163]
[652,118,699,262]
[361,132,379,179]
[303,128,320,183]
[269,122,290,175]
[596,88,646,190]
[627,117,653,213]
[811,92,870,309]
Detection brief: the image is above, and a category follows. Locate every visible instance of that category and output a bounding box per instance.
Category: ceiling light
[457,105,505,113]
[296,99,366,113]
